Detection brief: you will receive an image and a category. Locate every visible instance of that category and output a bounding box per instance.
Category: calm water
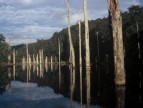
[0,64,141,108]
[0,81,98,108]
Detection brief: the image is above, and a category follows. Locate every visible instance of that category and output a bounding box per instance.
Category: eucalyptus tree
[107,0,125,85]
[83,0,91,107]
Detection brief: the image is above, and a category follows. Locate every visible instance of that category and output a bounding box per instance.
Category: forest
[11,5,143,65]
[0,4,142,107]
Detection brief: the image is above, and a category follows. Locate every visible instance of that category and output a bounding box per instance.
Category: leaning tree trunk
[65,0,75,68]
[65,1,76,107]
[83,0,91,107]
[107,0,125,85]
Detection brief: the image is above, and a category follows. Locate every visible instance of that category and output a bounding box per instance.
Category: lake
[0,64,141,108]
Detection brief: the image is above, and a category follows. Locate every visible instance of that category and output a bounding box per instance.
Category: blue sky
[0,0,142,45]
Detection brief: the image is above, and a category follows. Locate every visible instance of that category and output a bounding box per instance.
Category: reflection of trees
[0,66,9,95]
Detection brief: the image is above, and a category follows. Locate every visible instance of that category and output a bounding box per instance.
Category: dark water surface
[0,81,98,108]
[0,64,141,108]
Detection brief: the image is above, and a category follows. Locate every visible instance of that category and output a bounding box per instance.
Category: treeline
[14,5,143,65]
[0,34,9,64]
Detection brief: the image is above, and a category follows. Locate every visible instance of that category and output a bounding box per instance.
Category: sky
[0,0,142,45]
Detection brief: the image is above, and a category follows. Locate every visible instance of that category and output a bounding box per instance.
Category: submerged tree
[65,0,75,68]
[78,9,83,107]
[107,0,125,85]
[65,1,76,107]
[83,0,91,107]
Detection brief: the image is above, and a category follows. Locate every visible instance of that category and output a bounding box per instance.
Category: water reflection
[0,81,69,108]
[0,64,141,108]
[13,65,15,80]
[69,65,75,108]
[59,64,61,89]
[115,86,125,108]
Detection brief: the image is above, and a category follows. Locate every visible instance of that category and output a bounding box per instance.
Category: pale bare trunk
[36,54,39,65]
[65,0,75,68]
[8,41,11,65]
[45,56,48,64]
[33,54,35,64]
[26,44,29,65]
[13,49,16,80]
[58,39,61,88]
[107,0,125,85]
[65,2,75,107]
[13,49,15,65]
[22,56,26,71]
[78,9,83,107]
[51,55,53,71]
[83,0,91,107]
[69,64,75,108]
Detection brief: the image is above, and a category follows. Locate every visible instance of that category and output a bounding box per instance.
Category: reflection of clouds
[5,81,62,100]
[10,81,37,88]
[1,81,99,108]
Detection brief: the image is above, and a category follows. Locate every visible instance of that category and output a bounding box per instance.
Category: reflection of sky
[0,81,99,108]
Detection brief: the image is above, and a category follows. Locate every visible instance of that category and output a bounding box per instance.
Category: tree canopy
[0,34,9,63]
[0,33,6,42]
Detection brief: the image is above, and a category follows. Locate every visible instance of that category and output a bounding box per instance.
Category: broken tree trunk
[107,0,125,85]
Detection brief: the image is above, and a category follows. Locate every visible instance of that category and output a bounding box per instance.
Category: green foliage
[0,66,9,95]
[122,5,143,38]
[0,34,9,63]
[14,5,143,65]
[0,33,5,42]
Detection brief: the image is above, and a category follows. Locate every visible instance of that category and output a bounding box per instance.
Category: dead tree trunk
[13,49,15,65]
[65,0,75,68]
[136,21,141,103]
[8,41,11,65]
[83,0,91,107]
[78,9,83,107]
[107,0,125,85]
[26,44,29,65]
[58,38,61,89]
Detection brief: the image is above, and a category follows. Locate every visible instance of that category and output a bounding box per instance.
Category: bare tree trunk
[83,0,91,107]
[65,0,75,68]
[136,21,141,59]
[33,54,35,64]
[58,38,61,89]
[96,32,100,96]
[36,54,39,65]
[136,21,141,103]
[107,0,125,85]
[13,49,15,65]
[26,44,29,65]
[45,56,48,64]
[13,49,16,80]
[8,41,11,65]
[78,9,83,107]
[65,2,76,107]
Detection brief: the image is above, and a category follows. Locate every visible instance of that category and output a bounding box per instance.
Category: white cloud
[1,0,143,45]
